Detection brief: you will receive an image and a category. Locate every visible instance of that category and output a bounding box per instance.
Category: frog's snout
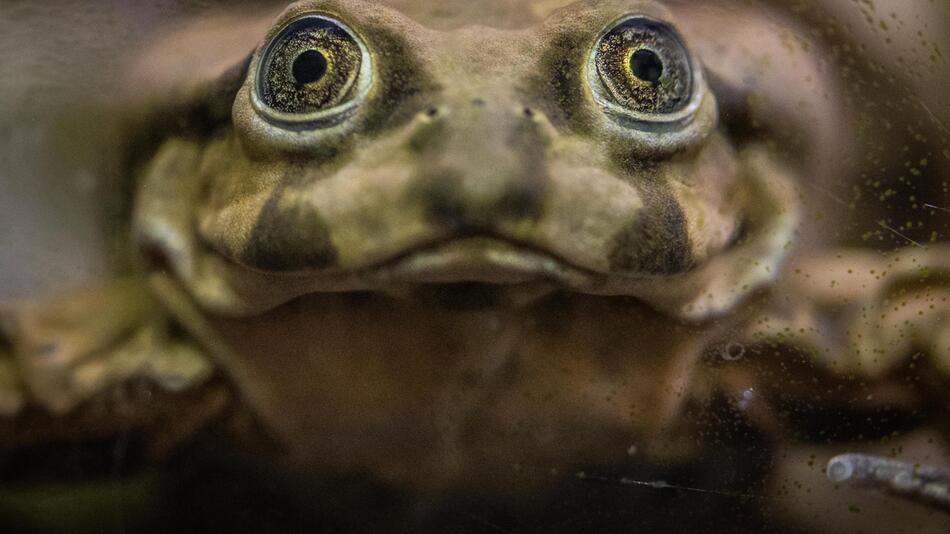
[407,98,552,233]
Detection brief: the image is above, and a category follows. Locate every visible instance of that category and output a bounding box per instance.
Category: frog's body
[2,0,950,531]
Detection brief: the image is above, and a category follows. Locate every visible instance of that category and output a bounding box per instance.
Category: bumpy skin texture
[1,0,949,531]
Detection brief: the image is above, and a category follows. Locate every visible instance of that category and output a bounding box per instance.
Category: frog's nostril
[139,240,173,274]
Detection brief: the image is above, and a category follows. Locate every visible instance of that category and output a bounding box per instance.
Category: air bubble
[721,342,746,361]
[827,457,855,482]
[737,387,755,410]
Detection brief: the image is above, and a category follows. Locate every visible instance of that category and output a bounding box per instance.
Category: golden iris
[259,17,362,114]
[595,17,693,114]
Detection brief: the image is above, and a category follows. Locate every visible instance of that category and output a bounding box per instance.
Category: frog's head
[132,0,838,321]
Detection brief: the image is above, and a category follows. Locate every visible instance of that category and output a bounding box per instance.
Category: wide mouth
[162,231,608,316]
[359,236,596,289]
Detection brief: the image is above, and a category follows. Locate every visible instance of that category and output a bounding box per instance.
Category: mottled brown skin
[2,0,950,531]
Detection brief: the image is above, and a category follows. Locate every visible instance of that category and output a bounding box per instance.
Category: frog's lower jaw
[365,237,590,287]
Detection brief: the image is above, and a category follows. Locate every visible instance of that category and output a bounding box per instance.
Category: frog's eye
[253,15,369,123]
[590,16,700,124]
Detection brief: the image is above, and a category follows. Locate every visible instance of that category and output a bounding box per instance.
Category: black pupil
[292,50,328,85]
[630,49,663,84]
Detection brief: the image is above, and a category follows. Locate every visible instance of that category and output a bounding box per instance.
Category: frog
[1,0,949,531]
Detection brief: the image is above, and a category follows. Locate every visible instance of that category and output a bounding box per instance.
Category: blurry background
[0,0,285,298]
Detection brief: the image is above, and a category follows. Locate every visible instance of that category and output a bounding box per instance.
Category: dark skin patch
[415,169,470,231]
[527,31,594,134]
[413,116,548,231]
[406,116,449,154]
[496,178,545,223]
[416,170,546,233]
[241,187,338,271]
[607,184,692,274]
[501,119,548,222]
[356,23,441,137]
